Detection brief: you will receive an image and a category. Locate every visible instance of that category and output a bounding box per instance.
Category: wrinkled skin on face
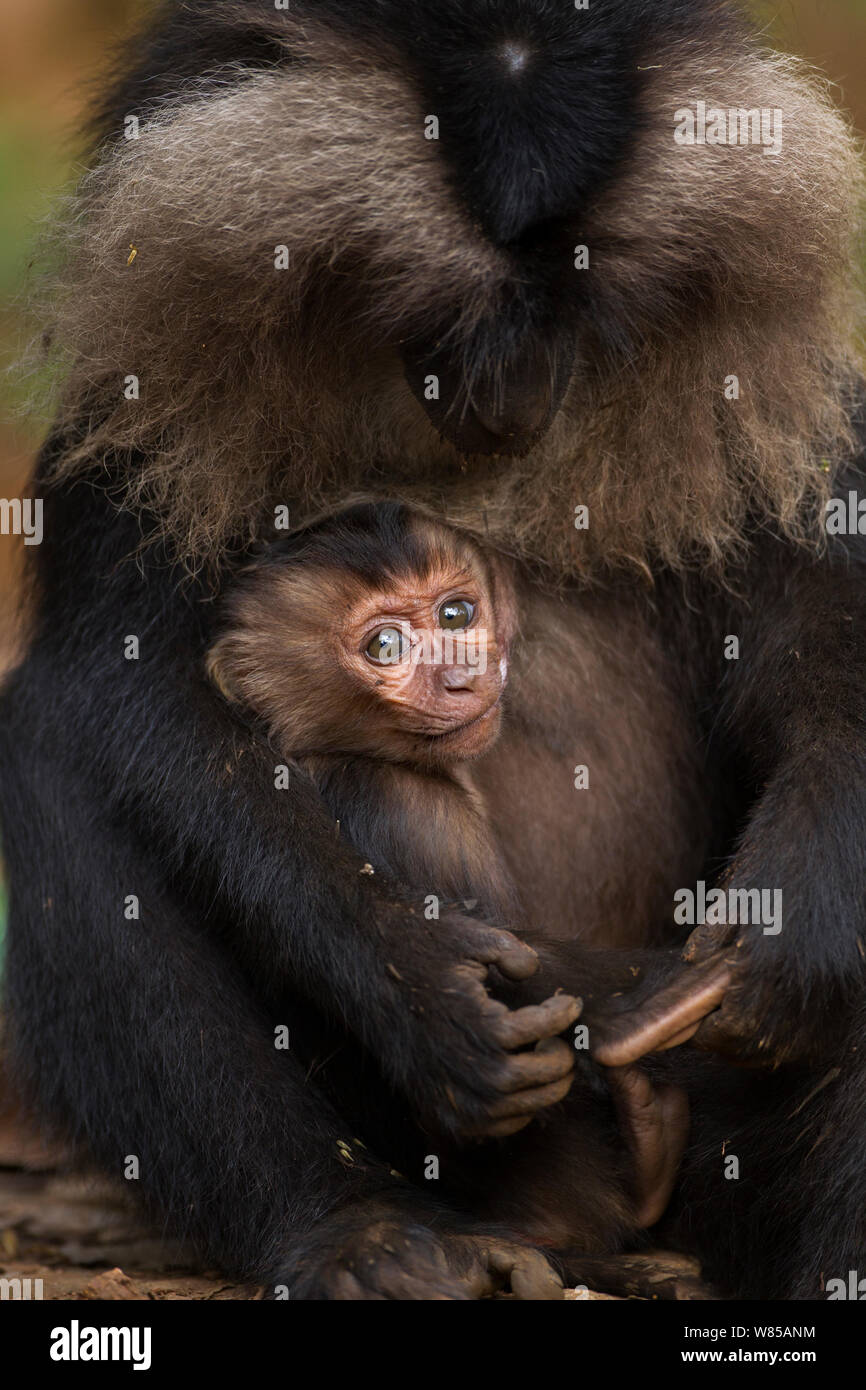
[207,505,518,769]
[336,566,507,764]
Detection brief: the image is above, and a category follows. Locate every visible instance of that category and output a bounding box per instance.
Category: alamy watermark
[49,1321,151,1371]
[825,490,866,534]
[673,880,782,935]
[674,101,783,156]
[826,1271,866,1299]
[374,623,490,675]
[0,1275,43,1300]
[0,497,42,546]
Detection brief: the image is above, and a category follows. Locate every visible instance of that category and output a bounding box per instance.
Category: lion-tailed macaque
[9,0,866,1300]
[208,500,728,1246]
[207,502,521,923]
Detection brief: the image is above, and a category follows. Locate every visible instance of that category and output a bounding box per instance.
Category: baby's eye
[366,627,407,663]
[438,599,474,630]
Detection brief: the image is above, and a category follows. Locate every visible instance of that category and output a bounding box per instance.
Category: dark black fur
[250,500,445,589]
[2,0,866,1300]
[92,0,737,248]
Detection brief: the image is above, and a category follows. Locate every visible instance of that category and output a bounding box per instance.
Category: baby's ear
[205,638,241,703]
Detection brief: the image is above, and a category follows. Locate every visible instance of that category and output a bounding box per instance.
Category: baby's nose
[439,666,477,692]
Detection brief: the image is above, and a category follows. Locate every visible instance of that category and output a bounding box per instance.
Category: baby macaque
[208,501,522,923]
[207,502,727,1255]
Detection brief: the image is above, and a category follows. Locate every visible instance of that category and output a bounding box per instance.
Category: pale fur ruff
[38,25,864,577]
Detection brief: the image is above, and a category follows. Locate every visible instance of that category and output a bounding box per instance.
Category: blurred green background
[0,0,864,949]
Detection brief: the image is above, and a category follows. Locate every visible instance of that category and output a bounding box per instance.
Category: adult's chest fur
[471,586,709,948]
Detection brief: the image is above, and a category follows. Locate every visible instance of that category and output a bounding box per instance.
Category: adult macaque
[3,0,865,1299]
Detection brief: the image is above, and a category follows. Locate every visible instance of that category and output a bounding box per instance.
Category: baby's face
[337,562,507,765]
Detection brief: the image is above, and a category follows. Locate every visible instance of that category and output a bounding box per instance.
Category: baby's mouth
[424,695,502,744]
